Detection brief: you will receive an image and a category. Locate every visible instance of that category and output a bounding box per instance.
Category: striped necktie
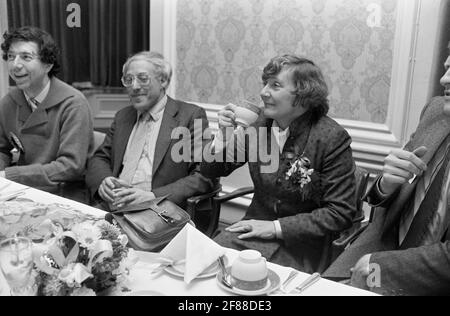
[399,136,450,245]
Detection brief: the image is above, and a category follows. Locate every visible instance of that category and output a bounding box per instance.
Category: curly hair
[1,26,61,77]
[262,54,329,122]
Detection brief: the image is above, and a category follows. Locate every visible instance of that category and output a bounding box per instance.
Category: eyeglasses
[6,51,39,63]
[121,73,152,87]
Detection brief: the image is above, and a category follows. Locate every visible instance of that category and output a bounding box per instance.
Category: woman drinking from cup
[201,54,356,273]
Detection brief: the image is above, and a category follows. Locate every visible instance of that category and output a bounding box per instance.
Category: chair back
[331,166,370,260]
[93,131,106,152]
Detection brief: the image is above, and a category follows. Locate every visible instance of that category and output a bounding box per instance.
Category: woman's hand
[218,103,237,131]
[226,219,276,240]
[113,187,156,208]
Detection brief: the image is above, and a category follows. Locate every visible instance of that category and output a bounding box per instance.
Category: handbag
[105,195,191,252]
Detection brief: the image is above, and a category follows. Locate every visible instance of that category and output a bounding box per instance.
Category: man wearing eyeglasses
[0,26,94,201]
[86,51,214,210]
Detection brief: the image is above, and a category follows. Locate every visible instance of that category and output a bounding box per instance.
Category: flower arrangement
[32,219,136,296]
[285,154,314,199]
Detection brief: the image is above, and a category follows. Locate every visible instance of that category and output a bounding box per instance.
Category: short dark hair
[1,26,61,77]
[262,54,329,122]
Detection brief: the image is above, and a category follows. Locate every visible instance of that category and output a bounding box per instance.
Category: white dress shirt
[119,95,167,191]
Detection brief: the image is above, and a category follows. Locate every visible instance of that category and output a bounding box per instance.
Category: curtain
[88,0,149,87]
[6,0,149,87]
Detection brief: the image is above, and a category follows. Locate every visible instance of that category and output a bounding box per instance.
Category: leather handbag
[105,195,191,252]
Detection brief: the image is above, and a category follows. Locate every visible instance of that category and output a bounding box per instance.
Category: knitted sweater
[0,77,94,191]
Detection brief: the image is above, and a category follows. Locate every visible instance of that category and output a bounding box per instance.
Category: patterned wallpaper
[175,0,397,124]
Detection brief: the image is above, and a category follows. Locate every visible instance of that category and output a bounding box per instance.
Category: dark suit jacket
[86,96,214,209]
[201,111,356,273]
[324,97,450,296]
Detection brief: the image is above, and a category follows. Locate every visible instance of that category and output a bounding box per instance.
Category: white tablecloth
[0,178,377,296]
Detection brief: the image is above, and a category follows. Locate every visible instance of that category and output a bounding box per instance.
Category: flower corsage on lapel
[285,153,314,199]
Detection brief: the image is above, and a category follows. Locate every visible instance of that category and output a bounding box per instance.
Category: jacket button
[276,178,282,185]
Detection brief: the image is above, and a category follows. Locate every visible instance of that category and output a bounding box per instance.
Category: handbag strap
[110,194,171,215]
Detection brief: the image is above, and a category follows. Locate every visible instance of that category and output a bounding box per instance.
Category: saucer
[216,268,280,296]
[164,259,221,279]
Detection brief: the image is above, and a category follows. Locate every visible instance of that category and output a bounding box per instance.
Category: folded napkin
[159,223,226,283]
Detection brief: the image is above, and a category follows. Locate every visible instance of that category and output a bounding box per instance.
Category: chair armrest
[212,186,254,204]
[352,212,366,224]
[332,223,368,248]
[186,185,222,216]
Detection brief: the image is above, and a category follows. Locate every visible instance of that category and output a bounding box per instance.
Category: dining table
[0,178,378,296]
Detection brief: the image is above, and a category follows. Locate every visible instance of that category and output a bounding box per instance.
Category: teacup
[230,250,268,291]
[234,100,261,127]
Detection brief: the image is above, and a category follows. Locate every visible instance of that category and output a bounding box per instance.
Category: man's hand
[350,254,372,289]
[226,219,276,240]
[379,146,427,195]
[113,187,155,208]
[98,177,130,203]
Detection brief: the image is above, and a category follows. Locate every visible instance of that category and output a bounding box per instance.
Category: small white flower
[118,234,129,247]
[285,156,314,193]
[71,222,101,250]
[58,263,92,286]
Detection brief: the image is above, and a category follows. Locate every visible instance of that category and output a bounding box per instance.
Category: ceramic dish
[216,268,280,296]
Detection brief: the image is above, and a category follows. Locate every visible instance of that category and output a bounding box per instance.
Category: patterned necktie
[399,137,450,246]
[119,112,153,185]
[29,98,39,111]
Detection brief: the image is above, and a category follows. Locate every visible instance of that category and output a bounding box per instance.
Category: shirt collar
[24,79,51,105]
[272,120,290,137]
[137,94,167,121]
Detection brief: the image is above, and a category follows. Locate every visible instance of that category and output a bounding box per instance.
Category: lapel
[382,177,418,234]
[152,97,179,176]
[115,107,137,173]
[12,91,33,125]
[403,98,450,165]
[400,144,450,248]
[10,77,72,132]
[383,98,450,234]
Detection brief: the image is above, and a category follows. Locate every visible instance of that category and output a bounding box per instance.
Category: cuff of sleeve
[4,167,20,182]
[273,220,283,240]
[365,177,393,207]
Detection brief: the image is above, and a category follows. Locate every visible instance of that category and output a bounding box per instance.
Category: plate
[216,268,280,296]
[164,259,222,279]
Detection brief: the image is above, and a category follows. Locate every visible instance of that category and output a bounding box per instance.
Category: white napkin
[160,223,226,283]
